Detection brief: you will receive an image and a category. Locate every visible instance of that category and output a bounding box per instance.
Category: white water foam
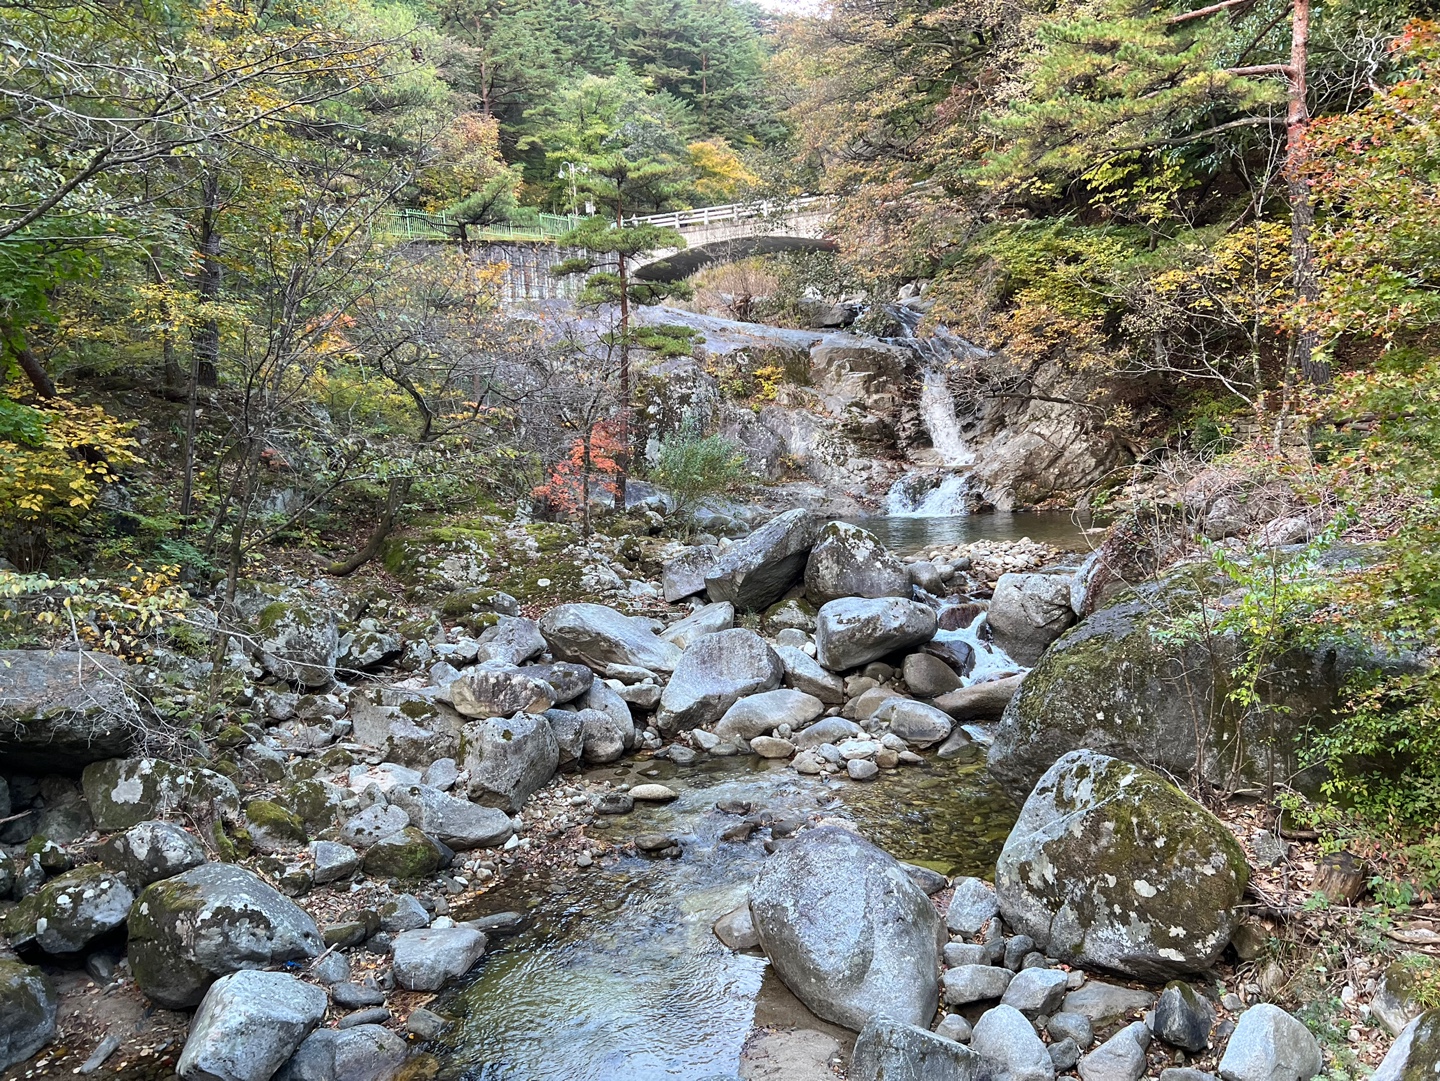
[920,364,973,467]
[885,472,972,517]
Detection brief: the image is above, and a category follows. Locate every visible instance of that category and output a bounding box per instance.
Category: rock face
[538,603,682,673]
[704,509,818,610]
[128,863,324,1008]
[0,961,57,1071]
[815,598,938,672]
[239,585,341,687]
[660,602,735,649]
[934,676,1024,721]
[447,667,555,719]
[1217,1004,1322,1081]
[474,616,546,665]
[0,650,141,771]
[655,629,783,733]
[850,1016,993,1081]
[1372,1010,1440,1081]
[986,573,1077,667]
[177,970,328,1081]
[988,576,1406,793]
[461,713,560,812]
[82,757,240,831]
[96,820,207,887]
[995,751,1248,980]
[748,825,944,1031]
[803,522,912,606]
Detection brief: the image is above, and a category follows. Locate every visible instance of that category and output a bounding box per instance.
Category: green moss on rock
[245,800,306,844]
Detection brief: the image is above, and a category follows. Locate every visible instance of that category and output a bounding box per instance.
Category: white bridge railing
[622,194,829,231]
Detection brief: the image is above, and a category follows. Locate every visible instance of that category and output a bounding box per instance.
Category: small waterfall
[920,364,973,467]
[885,472,972,517]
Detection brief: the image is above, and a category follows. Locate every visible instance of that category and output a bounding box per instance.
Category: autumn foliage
[532,423,625,514]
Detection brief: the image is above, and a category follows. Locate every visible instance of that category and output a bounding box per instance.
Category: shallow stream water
[429,753,1019,1080]
[858,512,1093,556]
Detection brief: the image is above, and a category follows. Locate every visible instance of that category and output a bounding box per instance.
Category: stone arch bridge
[426,196,834,302]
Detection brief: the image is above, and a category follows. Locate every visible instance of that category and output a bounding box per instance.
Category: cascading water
[885,472,972,517]
[919,363,973,467]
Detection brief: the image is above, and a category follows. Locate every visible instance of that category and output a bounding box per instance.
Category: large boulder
[715,689,825,745]
[128,863,323,1008]
[177,970,328,1081]
[655,629,783,733]
[82,757,239,831]
[874,698,954,746]
[3,864,134,956]
[659,601,735,649]
[346,687,464,768]
[388,783,513,849]
[850,1016,992,1081]
[392,927,487,991]
[803,522,912,606]
[934,676,1024,722]
[0,650,142,771]
[986,573,1077,666]
[538,603,681,674]
[0,961,56,1071]
[447,667,555,719]
[1372,1010,1440,1081]
[95,820,207,886]
[473,616,546,665]
[661,545,720,603]
[461,713,560,812]
[748,825,944,1031]
[815,598,937,672]
[995,750,1248,980]
[238,584,341,687]
[971,1004,1055,1081]
[704,509,818,610]
[523,661,593,704]
[988,575,1408,793]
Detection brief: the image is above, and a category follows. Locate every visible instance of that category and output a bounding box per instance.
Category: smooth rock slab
[850,1016,993,1081]
[0,961,56,1071]
[538,603,681,674]
[704,508,817,611]
[1062,982,1156,1025]
[447,667,554,719]
[970,1004,1055,1081]
[392,927,487,991]
[749,825,944,1031]
[1217,1004,1322,1081]
[715,689,825,744]
[815,598,938,672]
[177,970,327,1081]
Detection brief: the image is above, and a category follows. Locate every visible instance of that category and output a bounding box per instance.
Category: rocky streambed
[0,507,1435,1081]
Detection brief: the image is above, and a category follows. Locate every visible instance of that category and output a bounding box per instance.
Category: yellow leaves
[0,395,140,528]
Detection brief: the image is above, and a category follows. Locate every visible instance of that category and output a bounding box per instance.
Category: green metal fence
[384,209,579,243]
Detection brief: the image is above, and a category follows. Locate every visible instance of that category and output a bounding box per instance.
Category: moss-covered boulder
[361,827,443,878]
[336,617,402,672]
[1373,1009,1440,1081]
[1374,956,1440,1036]
[81,757,239,831]
[988,575,1409,793]
[996,749,1248,980]
[245,800,307,852]
[762,597,817,635]
[0,649,143,772]
[283,779,345,833]
[234,583,340,688]
[2,864,134,956]
[128,863,323,1008]
[0,961,56,1070]
[95,820,206,887]
[346,686,464,769]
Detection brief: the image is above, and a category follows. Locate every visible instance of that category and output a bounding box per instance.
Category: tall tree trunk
[1286,0,1327,385]
[615,195,631,507]
[2,321,56,398]
[192,173,222,388]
